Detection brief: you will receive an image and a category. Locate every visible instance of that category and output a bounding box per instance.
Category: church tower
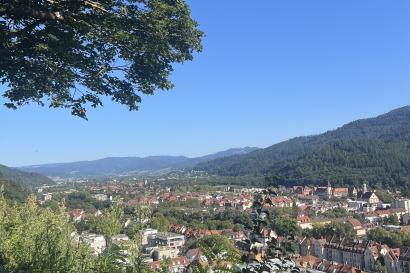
[327,181,332,198]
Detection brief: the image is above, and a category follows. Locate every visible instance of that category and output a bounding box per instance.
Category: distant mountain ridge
[195,106,410,189]
[19,147,259,177]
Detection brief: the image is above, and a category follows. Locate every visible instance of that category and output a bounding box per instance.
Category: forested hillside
[196,106,410,191]
[0,180,31,202]
[0,164,54,187]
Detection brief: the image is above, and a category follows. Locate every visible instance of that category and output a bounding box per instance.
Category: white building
[112,234,129,245]
[79,233,106,255]
[142,228,158,245]
[37,193,53,204]
[149,232,185,251]
[347,200,367,212]
[92,194,109,201]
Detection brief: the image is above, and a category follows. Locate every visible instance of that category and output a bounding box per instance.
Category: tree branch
[4,4,64,21]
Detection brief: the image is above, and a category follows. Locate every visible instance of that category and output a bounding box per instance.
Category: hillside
[0,164,54,201]
[195,106,410,189]
[19,147,259,177]
[0,164,55,187]
[0,180,31,202]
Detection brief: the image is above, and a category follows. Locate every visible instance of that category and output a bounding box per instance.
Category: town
[33,176,410,273]
[1,1,408,272]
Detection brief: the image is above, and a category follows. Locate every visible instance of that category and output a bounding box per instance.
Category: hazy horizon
[10,105,410,167]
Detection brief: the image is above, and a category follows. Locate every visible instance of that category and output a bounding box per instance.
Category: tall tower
[327,181,332,198]
[363,183,368,193]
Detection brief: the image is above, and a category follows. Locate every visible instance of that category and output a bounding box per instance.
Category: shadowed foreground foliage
[0,194,151,273]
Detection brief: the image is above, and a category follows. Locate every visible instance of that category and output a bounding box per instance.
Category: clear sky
[1,0,410,166]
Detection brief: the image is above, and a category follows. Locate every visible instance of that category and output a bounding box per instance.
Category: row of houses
[146,247,234,273]
[299,236,410,273]
[299,236,388,271]
[169,223,247,241]
[294,257,366,273]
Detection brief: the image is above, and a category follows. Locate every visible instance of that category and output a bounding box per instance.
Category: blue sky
[1,0,410,166]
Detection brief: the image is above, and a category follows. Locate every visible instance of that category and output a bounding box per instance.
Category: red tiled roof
[347,218,362,228]
[297,216,311,223]
[333,188,349,193]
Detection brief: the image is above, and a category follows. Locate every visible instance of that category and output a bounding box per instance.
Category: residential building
[332,188,349,198]
[325,238,367,270]
[364,212,380,223]
[302,236,387,271]
[186,248,208,267]
[316,184,332,200]
[92,193,109,201]
[403,214,410,225]
[37,193,52,204]
[79,233,106,255]
[346,218,366,237]
[147,256,190,273]
[299,237,326,258]
[266,196,293,208]
[384,248,401,273]
[364,243,389,270]
[69,209,85,222]
[149,232,185,251]
[112,234,129,245]
[312,238,326,259]
[298,195,320,205]
[300,238,313,256]
[294,186,313,196]
[297,215,312,229]
[358,192,380,205]
[349,187,358,199]
[383,247,410,273]
[142,228,158,245]
[313,259,367,273]
[375,208,406,220]
[151,247,180,260]
[237,200,253,210]
[347,200,367,212]
[392,198,410,213]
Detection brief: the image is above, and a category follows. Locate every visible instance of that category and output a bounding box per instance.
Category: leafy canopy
[0,193,155,273]
[0,0,203,118]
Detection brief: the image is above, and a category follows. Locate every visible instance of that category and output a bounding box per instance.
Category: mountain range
[8,106,410,192]
[18,147,259,177]
[196,106,410,190]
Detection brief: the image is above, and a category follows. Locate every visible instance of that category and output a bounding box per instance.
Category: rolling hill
[195,106,410,189]
[0,164,55,201]
[0,164,55,187]
[19,147,259,177]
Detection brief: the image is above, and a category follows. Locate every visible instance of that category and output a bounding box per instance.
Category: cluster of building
[143,229,237,273]
[40,179,410,273]
[299,236,388,270]
[298,236,410,273]
[292,183,410,234]
[169,223,247,240]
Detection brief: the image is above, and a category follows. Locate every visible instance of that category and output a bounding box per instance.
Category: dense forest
[0,164,54,187]
[196,106,410,191]
[0,180,31,202]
